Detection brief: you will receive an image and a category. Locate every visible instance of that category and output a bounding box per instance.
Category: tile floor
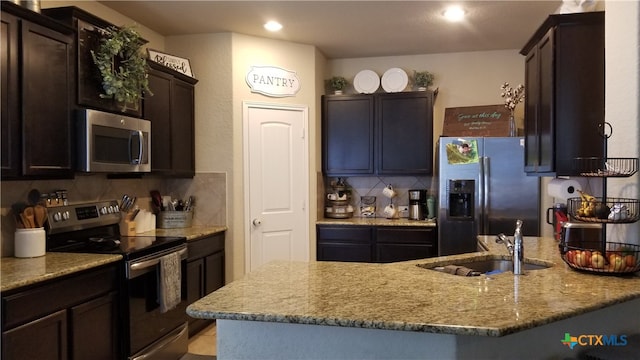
[188,322,217,356]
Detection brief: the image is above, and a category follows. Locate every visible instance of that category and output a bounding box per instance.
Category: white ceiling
[98,1,562,59]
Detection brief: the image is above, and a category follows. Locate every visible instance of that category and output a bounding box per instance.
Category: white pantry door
[243,102,309,272]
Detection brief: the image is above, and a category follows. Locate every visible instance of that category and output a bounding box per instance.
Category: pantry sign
[246,66,301,97]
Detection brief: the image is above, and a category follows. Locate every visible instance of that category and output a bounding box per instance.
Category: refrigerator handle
[478,157,484,235]
[480,156,490,234]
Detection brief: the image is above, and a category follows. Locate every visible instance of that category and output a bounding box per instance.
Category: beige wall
[229,34,322,279]
[328,50,526,141]
[605,1,640,244]
[165,32,323,280]
[43,1,165,49]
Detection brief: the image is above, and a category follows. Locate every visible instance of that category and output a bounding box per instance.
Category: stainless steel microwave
[77,109,151,173]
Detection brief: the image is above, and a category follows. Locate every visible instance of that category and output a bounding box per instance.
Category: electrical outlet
[398,205,409,212]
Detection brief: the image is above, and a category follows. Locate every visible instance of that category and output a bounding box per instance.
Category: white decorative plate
[353,70,380,94]
[381,68,408,93]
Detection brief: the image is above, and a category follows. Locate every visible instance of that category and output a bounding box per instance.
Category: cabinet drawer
[376,227,436,244]
[317,226,371,243]
[188,233,224,260]
[317,243,372,262]
[376,243,436,263]
[2,265,118,330]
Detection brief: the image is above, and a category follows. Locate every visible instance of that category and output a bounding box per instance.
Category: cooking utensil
[121,194,137,212]
[130,208,141,221]
[22,207,36,228]
[150,190,163,211]
[34,205,47,228]
[184,196,193,211]
[11,202,27,227]
[28,189,41,205]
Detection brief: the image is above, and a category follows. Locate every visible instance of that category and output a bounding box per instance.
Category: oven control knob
[114,204,120,212]
[53,212,62,222]
[108,205,115,213]
[100,206,108,215]
[62,211,70,220]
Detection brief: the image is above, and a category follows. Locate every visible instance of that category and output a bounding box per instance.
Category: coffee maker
[408,189,427,220]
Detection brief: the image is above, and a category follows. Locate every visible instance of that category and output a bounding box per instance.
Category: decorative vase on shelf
[418,86,427,92]
[508,112,517,137]
[334,90,343,95]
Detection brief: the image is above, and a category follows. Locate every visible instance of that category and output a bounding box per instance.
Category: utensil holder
[157,211,193,229]
[14,227,45,258]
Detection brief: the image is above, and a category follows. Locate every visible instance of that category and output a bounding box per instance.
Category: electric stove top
[45,200,186,260]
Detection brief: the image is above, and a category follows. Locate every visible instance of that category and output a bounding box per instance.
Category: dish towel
[442,265,481,277]
[159,252,181,313]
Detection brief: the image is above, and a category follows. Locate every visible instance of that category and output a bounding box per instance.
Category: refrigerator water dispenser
[448,180,474,219]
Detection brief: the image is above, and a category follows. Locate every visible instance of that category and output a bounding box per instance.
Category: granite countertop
[317,217,436,227]
[0,253,122,292]
[142,225,227,241]
[188,235,640,337]
[1,225,226,293]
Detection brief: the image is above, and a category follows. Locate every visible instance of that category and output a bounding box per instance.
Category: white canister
[14,227,46,258]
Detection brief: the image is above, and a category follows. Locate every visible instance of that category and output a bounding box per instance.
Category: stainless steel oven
[46,200,189,359]
[77,109,151,173]
[127,245,189,360]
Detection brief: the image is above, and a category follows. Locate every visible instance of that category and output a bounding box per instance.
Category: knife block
[119,219,136,236]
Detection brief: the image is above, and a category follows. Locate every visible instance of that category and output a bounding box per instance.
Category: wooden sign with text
[147,49,194,78]
[443,105,510,137]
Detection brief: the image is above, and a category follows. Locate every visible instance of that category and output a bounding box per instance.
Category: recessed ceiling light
[443,5,466,22]
[264,21,283,32]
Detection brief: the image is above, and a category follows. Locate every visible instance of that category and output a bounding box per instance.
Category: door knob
[252,218,262,226]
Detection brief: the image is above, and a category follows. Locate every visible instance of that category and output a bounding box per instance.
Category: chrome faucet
[495,219,525,275]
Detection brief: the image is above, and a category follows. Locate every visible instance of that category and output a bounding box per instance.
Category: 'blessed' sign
[246,66,300,97]
[147,49,194,77]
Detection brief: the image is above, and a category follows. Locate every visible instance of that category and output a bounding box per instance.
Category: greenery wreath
[91,25,151,111]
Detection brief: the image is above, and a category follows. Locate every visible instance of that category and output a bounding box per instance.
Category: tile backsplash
[322,175,435,218]
[1,172,226,257]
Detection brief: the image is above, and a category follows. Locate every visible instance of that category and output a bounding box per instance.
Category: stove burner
[88,237,121,250]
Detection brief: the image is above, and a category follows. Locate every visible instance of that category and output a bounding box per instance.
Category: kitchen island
[187,236,640,359]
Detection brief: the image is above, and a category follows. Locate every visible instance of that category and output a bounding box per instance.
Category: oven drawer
[2,265,118,330]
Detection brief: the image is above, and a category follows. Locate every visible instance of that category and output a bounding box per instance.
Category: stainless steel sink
[417,256,552,275]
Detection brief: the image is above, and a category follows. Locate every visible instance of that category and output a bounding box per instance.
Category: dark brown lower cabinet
[317,225,437,263]
[376,227,437,262]
[1,264,119,360]
[2,310,67,360]
[316,226,373,262]
[187,233,225,337]
[70,292,119,360]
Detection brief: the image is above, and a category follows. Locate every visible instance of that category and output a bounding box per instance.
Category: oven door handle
[127,247,187,279]
[130,322,188,360]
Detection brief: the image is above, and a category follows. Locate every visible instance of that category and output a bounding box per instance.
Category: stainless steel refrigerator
[436,137,540,255]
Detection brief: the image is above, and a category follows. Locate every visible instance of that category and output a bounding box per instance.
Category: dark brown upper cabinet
[42,6,144,118]
[322,91,434,176]
[145,60,198,177]
[1,2,74,180]
[520,11,605,176]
